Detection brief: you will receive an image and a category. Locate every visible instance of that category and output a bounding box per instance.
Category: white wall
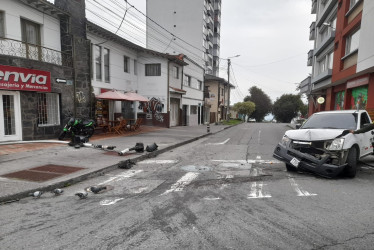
[357,0,374,72]
[88,33,138,94]
[1,0,61,51]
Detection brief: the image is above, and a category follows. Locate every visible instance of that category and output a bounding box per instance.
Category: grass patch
[221,119,243,125]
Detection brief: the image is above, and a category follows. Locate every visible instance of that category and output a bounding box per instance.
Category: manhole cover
[181,165,211,172]
[1,164,85,182]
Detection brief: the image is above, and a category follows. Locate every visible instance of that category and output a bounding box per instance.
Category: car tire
[345,147,358,178]
[286,163,297,172]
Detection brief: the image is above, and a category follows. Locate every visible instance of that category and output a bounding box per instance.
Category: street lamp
[222,55,240,120]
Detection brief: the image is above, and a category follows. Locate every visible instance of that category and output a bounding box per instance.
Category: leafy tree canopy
[233,101,256,119]
[273,94,304,123]
[244,86,272,122]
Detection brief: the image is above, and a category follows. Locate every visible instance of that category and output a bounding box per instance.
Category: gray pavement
[0,123,233,203]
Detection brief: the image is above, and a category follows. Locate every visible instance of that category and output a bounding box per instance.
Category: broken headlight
[326,138,345,151]
[281,135,291,146]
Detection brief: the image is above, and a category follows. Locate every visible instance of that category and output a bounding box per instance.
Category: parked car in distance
[273,110,374,178]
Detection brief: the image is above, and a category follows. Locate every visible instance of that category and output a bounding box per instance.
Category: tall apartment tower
[302,0,374,118]
[146,0,222,76]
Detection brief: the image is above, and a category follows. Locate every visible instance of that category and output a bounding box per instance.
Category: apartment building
[303,0,374,119]
[146,0,222,76]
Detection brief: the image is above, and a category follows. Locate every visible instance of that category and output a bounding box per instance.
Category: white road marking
[138,160,178,164]
[131,187,149,194]
[206,138,230,145]
[98,170,143,185]
[203,197,221,201]
[100,198,124,206]
[219,174,233,189]
[211,159,282,164]
[248,182,271,199]
[288,177,317,197]
[162,172,199,195]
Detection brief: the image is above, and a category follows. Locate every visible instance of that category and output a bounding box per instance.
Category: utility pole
[227,59,231,120]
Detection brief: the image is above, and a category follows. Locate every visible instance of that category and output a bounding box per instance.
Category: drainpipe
[72,34,77,117]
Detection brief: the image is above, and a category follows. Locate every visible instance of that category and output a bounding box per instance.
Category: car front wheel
[345,147,358,178]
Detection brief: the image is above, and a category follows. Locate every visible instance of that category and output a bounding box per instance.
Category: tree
[273,94,304,123]
[233,101,256,120]
[244,86,272,122]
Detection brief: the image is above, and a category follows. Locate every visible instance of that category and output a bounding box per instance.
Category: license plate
[290,157,300,167]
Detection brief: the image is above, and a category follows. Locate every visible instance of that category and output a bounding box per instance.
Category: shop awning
[96,90,129,100]
[169,86,186,95]
[122,92,149,102]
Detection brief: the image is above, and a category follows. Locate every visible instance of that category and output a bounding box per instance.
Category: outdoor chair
[112,119,127,134]
[130,118,143,131]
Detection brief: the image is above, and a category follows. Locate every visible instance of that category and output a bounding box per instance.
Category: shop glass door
[0,91,21,141]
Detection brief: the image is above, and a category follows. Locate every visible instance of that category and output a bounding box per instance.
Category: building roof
[18,0,69,18]
[87,21,188,66]
[204,74,235,88]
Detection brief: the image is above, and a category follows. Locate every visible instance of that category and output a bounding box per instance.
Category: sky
[48,0,315,104]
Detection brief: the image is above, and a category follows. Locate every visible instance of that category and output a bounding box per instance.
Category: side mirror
[295,124,301,129]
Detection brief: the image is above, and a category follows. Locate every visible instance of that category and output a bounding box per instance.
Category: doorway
[0,91,22,141]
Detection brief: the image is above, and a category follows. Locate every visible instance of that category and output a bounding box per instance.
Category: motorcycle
[58,117,95,140]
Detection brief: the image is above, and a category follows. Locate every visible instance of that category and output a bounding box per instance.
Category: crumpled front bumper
[273,143,347,178]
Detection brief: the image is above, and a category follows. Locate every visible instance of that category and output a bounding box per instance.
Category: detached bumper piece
[273,143,347,178]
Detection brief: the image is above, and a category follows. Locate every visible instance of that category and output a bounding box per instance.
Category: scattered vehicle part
[146,143,158,152]
[118,159,136,169]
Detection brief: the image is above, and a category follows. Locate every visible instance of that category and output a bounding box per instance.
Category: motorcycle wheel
[58,131,67,140]
[85,126,95,138]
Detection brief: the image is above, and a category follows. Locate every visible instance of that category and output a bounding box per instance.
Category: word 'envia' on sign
[0,70,47,85]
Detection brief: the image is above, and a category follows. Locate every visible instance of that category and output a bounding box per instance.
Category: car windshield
[301,113,357,130]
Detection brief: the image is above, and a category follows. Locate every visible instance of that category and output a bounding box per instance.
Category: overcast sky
[49,0,315,103]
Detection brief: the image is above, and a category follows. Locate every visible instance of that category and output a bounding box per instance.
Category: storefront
[0,65,51,142]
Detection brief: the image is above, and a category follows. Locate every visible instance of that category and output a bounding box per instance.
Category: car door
[358,112,373,157]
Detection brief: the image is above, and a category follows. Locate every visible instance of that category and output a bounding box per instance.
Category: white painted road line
[162,172,199,195]
[211,159,282,164]
[138,160,178,164]
[288,177,317,197]
[206,138,230,145]
[219,174,233,189]
[98,170,143,185]
[100,198,124,206]
[248,182,271,199]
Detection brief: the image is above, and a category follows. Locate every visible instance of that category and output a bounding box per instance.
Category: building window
[21,19,41,60]
[184,75,191,86]
[134,59,137,75]
[95,45,102,80]
[124,56,129,73]
[104,48,110,82]
[346,29,360,55]
[350,0,358,9]
[145,63,161,76]
[173,66,179,79]
[37,93,60,126]
[0,12,4,38]
[221,88,224,96]
[198,80,203,90]
[190,105,197,115]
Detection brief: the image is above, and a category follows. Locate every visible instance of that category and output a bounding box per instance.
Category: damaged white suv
[273,110,374,178]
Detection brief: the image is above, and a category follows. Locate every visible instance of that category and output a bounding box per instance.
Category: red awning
[122,92,149,102]
[96,90,129,100]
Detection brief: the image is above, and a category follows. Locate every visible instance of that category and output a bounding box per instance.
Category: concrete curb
[0,124,236,203]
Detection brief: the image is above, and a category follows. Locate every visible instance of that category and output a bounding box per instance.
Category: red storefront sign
[0,65,51,92]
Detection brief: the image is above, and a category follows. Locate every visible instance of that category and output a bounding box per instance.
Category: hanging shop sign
[0,65,51,92]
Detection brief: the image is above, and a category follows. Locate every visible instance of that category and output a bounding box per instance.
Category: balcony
[314,28,335,56]
[0,38,72,67]
[299,76,311,95]
[311,69,332,85]
[316,0,338,27]
[309,22,316,40]
[307,49,314,66]
[311,0,317,14]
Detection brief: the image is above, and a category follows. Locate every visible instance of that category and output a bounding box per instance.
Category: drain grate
[1,164,85,182]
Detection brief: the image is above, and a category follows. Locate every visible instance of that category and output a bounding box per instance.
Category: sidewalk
[0,124,232,203]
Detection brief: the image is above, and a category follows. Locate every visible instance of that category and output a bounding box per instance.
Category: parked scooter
[58,117,95,140]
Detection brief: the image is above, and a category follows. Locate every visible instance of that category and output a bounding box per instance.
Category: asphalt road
[2,122,374,250]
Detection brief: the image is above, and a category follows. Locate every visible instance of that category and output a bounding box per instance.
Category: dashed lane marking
[211,159,282,164]
[161,172,199,195]
[98,170,143,185]
[206,138,230,145]
[138,160,178,164]
[100,198,124,206]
